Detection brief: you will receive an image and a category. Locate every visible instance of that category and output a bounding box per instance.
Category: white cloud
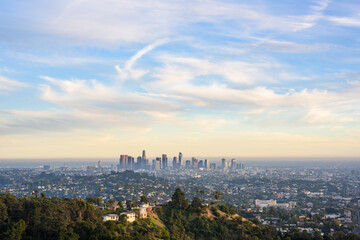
[327,15,360,27]
[10,52,108,66]
[39,76,181,114]
[145,55,360,125]
[246,38,332,53]
[3,0,331,47]
[152,55,279,86]
[116,38,170,81]
[303,107,355,124]
[0,75,28,94]
[0,109,151,135]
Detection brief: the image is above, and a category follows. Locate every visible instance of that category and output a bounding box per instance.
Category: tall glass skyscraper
[178,152,183,168]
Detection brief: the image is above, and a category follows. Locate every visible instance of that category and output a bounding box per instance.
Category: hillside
[1,188,359,240]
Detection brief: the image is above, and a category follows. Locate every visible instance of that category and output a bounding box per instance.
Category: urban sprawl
[1,150,359,236]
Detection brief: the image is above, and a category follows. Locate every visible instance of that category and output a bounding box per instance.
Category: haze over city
[1,0,360,159]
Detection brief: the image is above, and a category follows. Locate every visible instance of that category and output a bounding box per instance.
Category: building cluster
[255,199,297,210]
[117,150,245,172]
[87,160,106,173]
[103,202,151,223]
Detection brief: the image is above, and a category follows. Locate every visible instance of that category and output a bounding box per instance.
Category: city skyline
[1,1,360,159]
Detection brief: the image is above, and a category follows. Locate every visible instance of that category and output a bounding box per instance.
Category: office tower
[192,157,198,169]
[142,150,146,169]
[231,159,236,170]
[142,150,146,161]
[178,152,183,168]
[162,154,168,169]
[98,160,102,169]
[236,162,243,170]
[156,157,162,169]
[221,158,226,170]
[210,163,217,170]
[204,159,209,169]
[136,156,142,169]
[155,158,161,171]
[173,157,177,169]
[127,156,133,170]
[119,155,126,169]
[128,156,134,170]
[185,160,191,169]
[131,157,134,169]
[198,160,204,169]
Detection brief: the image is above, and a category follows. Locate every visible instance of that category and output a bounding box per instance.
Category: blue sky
[1,0,360,159]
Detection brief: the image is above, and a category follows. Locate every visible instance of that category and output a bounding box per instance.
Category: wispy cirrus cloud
[10,52,109,66]
[0,75,28,94]
[327,15,360,27]
[115,38,170,81]
[0,0,334,47]
[39,76,181,114]
[0,109,152,135]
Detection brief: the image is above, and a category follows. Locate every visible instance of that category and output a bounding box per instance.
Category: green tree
[191,197,202,207]
[126,200,133,210]
[1,219,27,240]
[191,197,203,213]
[171,187,187,209]
[213,191,222,203]
[140,195,150,204]
[58,227,79,240]
[0,201,8,222]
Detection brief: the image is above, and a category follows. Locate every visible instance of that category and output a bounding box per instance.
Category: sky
[0,0,360,160]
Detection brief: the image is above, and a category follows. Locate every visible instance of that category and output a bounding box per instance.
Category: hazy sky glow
[1,0,360,159]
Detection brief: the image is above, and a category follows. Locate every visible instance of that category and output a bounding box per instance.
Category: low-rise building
[103,214,119,221]
[121,211,136,222]
[255,199,277,208]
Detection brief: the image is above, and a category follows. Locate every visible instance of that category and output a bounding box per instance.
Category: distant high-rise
[192,157,198,169]
[155,158,161,171]
[156,157,161,168]
[127,156,134,170]
[231,159,236,170]
[204,159,209,169]
[185,160,191,169]
[178,152,183,169]
[173,157,177,169]
[198,160,204,169]
[119,155,126,169]
[141,150,146,169]
[162,154,168,169]
[142,150,146,161]
[240,162,245,170]
[221,158,226,170]
[137,156,142,169]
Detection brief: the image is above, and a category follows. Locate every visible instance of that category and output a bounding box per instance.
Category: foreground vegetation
[0,188,359,240]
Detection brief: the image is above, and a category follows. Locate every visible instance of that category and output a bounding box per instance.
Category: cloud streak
[0,75,28,94]
[116,38,170,80]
